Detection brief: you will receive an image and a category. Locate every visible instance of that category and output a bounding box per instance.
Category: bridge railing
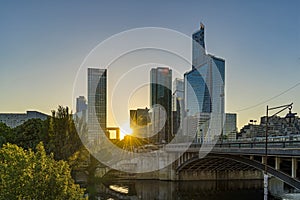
[213,140,300,149]
[164,140,300,152]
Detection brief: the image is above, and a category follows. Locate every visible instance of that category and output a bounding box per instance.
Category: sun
[120,121,132,140]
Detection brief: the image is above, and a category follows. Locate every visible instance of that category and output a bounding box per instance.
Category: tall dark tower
[150,67,172,144]
[88,68,107,141]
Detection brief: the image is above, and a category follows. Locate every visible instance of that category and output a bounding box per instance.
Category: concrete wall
[179,170,263,181]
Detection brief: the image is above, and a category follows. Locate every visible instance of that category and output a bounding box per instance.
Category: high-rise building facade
[185,24,225,116]
[88,68,107,141]
[150,67,172,143]
[75,96,88,122]
[172,78,184,135]
[183,24,225,143]
[192,23,206,69]
[223,113,237,140]
[76,96,87,113]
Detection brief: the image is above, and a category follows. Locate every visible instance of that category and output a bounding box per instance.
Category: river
[86,179,272,200]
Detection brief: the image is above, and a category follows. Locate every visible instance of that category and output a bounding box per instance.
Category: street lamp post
[264,102,294,200]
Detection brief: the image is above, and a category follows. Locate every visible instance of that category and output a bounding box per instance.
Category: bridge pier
[268,176,284,196]
[292,158,298,178]
[275,157,281,170]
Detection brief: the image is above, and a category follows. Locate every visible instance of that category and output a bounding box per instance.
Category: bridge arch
[177,153,300,190]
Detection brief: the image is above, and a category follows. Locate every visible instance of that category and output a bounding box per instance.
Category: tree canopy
[0,142,86,200]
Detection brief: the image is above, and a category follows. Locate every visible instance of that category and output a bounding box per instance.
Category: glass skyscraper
[192,23,206,70]
[150,67,172,143]
[185,24,225,116]
[88,68,107,141]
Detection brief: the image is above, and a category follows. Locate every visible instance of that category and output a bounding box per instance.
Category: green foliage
[0,122,11,146]
[12,118,46,150]
[0,107,86,164]
[45,106,83,161]
[0,142,86,200]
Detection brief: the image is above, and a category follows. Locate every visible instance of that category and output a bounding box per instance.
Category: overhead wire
[234,81,300,112]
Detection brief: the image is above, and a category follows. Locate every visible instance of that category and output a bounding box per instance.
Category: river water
[87,179,270,200]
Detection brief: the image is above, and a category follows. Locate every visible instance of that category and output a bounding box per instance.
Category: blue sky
[0,0,299,129]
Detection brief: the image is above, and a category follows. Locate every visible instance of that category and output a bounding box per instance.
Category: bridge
[92,139,300,195]
[166,140,300,190]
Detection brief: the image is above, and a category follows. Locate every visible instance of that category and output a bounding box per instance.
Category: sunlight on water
[109,185,129,194]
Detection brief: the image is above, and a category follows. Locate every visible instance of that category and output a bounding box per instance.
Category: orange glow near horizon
[120,122,132,140]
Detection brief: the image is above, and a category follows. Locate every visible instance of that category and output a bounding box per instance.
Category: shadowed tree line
[0,106,91,199]
[0,106,84,161]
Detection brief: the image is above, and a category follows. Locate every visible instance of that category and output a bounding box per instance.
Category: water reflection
[92,180,264,200]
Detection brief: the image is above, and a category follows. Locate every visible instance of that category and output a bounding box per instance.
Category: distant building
[223,113,237,140]
[182,112,211,143]
[75,96,87,122]
[87,68,107,141]
[0,111,48,128]
[76,96,87,113]
[150,67,172,144]
[239,123,264,139]
[130,108,151,138]
[260,115,300,136]
[239,115,300,139]
[172,78,184,135]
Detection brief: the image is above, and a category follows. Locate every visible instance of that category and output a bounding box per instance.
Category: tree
[0,142,86,200]
[0,122,12,146]
[12,118,47,150]
[45,106,83,161]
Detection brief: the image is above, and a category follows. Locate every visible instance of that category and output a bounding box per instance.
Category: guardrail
[165,140,300,150]
[213,140,300,149]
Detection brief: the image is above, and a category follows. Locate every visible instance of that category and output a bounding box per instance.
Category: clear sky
[0,0,299,130]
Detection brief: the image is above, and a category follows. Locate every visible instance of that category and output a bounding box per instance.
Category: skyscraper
[88,68,107,141]
[185,24,225,116]
[150,67,172,143]
[76,96,87,113]
[75,96,88,123]
[192,23,206,69]
[185,55,225,115]
[224,113,237,140]
[184,24,225,142]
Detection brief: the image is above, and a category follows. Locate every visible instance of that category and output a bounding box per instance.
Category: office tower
[184,24,225,143]
[223,113,237,140]
[172,78,184,135]
[150,67,172,143]
[185,24,225,116]
[75,96,88,123]
[87,68,107,141]
[76,96,87,113]
[185,55,225,116]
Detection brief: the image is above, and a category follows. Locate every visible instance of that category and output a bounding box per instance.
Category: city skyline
[0,1,299,130]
